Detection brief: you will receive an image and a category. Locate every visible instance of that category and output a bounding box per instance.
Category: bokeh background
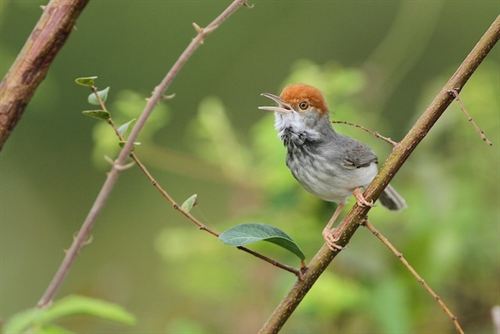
[1,1,499,333]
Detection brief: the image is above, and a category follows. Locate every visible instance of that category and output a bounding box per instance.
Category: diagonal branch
[259,15,499,334]
[0,0,89,150]
[37,0,249,308]
[362,219,464,334]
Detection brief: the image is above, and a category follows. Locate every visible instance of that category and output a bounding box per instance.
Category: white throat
[274,112,325,142]
[275,112,305,135]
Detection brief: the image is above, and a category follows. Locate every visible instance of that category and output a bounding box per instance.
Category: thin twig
[131,146,301,277]
[259,16,499,334]
[362,219,464,334]
[37,0,250,308]
[90,86,301,278]
[332,120,398,146]
[448,88,493,146]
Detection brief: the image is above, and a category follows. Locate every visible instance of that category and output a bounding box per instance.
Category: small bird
[259,83,406,250]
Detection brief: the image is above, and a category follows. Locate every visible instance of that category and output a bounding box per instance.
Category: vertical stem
[37,0,248,308]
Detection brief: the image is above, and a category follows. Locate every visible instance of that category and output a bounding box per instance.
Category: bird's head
[259,83,328,115]
[259,84,330,133]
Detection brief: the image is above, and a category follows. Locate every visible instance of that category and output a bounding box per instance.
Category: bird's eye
[299,101,309,110]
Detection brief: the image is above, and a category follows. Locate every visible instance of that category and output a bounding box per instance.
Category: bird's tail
[379,184,407,211]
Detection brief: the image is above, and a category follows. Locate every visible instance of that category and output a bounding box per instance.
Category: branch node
[82,235,93,246]
[298,268,307,281]
[244,1,255,8]
[192,22,211,44]
[192,22,203,34]
[149,85,162,100]
[113,161,135,171]
[71,232,93,250]
[192,22,218,45]
[104,155,114,166]
[163,93,176,100]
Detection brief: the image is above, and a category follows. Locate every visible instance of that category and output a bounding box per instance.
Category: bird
[259,83,406,251]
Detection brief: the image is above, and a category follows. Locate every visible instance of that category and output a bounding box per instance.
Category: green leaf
[4,295,136,334]
[82,110,110,121]
[75,76,98,87]
[219,223,305,260]
[41,295,136,326]
[88,87,110,105]
[180,194,198,212]
[118,141,141,148]
[117,119,136,136]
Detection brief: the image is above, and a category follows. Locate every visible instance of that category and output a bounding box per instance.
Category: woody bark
[0,0,89,150]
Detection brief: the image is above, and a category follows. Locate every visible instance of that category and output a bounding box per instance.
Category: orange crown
[280,84,328,114]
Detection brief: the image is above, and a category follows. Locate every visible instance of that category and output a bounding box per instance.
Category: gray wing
[341,138,378,169]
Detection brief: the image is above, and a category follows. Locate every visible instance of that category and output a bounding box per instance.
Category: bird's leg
[323,189,374,251]
[322,202,345,251]
[353,187,374,207]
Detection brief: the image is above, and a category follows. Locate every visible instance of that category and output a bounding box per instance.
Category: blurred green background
[1,1,499,333]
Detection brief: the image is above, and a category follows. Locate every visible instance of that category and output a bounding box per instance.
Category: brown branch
[362,219,464,334]
[258,15,499,334]
[89,86,300,278]
[448,88,493,146]
[0,0,89,150]
[37,0,249,308]
[332,120,398,146]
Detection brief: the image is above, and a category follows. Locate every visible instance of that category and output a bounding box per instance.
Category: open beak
[258,93,293,113]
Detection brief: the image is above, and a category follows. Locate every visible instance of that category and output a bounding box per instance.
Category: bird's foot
[353,187,374,207]
[322,227,343,251]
